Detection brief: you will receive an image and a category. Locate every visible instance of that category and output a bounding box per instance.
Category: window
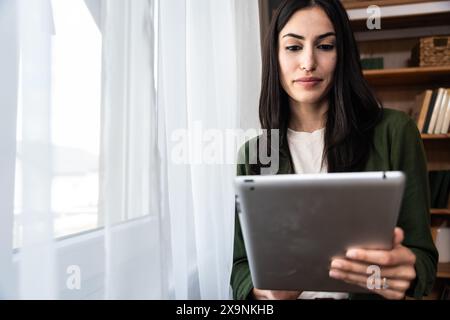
[14,0,102,248]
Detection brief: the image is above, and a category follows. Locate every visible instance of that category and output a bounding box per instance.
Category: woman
[231,0,438,300]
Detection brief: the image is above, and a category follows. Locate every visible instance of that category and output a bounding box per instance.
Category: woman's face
[278,7,337,107]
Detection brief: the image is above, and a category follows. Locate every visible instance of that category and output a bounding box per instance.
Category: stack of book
[442,283,450,300]
[429,170,450,209]
[360,57,384,70]
[416,88,450,134]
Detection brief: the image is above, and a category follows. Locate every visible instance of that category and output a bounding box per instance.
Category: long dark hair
[259,0,383,172]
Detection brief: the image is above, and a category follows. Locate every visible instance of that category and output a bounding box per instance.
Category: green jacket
[231,108,438,300]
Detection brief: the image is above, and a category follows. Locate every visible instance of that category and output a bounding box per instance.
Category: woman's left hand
[329,227,417,300]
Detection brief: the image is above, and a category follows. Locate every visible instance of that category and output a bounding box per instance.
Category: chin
[291,94,324,105]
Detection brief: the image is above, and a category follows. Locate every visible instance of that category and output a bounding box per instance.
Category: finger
[331,259,416,281]
[381,265,416,281]
[331,258,369,275]
[374,288,406,300]
[393,227,404,247]
[346,246,416,266]
[329,269,411,293]
[268,290,300,300]
[337,277,406,300]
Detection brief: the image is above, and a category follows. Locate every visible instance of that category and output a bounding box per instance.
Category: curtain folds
[157,0,261,299]
[0,0,19,300]
[1,0,261,300]
[17,0,57,299]
[100,0,161,299]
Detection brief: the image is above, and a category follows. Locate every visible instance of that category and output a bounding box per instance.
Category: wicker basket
[411,36,450,67]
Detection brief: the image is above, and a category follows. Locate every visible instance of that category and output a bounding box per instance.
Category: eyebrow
[282,32,336,41]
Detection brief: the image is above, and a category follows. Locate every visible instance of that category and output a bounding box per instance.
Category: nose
[299,45,317,72]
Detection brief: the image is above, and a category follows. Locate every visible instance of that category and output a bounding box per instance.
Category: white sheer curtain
[0,0,260,300]
[100,0,162,299]
[101,0,261,299]
[17,0,57,299]
[0,0,19,300]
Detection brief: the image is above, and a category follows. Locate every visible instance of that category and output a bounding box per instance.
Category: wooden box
[411,36,450,67]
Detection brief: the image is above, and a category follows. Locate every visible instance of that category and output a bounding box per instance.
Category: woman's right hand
[251,288,301,300]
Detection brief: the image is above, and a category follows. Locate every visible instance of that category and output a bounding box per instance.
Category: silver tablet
[235,171,405,293]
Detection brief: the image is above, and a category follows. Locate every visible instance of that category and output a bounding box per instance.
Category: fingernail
[331,261,342,268]
[346,250,358,259]
[329,270,340,278]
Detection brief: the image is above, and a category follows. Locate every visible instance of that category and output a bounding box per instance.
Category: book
[434,88,449,134]
[437,172,450,209]
[416,90,433,132]
[428,88,445,134]
[429,171,450,209]
[429,171,445,208]
[441,284,450,300]
[423,89,438,133]
[440,88,450,134]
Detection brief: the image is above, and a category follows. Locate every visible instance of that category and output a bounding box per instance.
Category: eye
[286,45,302,52]
[317,44,335,51]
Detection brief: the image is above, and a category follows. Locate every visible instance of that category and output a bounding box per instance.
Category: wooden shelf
[352,1,450,299]
[363,66,450,87]
[422,134,450,140]
[437,262,450,279]
[347,1,450,32]
[422,135,450,171]
[431,209,450,216]
[352,12,450,33]
[344,0,447,10]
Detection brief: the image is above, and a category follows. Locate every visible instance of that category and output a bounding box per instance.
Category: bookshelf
[364,66,450,86]
[343,0,448,10]
[431,208,450,216]
[438,262,450,279]
[259,0,450,300]
[351,1,450,299]
[422,134,450,140]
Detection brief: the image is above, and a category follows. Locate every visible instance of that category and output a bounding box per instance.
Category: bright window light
[14,0,102,248]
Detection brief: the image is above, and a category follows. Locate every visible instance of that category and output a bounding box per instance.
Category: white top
[287,127,349,300]
[287,127,327,174]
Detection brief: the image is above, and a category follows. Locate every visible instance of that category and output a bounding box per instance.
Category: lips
[293,77,323,89]
[294,77,323,83]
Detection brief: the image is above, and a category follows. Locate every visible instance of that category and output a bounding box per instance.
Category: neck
[288,99,329,133]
